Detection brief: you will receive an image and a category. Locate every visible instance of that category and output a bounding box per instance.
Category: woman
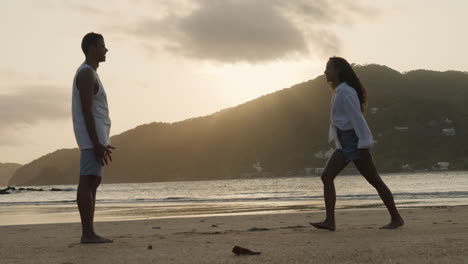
[310,57,404,231]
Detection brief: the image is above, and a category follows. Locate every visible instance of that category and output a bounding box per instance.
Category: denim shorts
[335,129,361,161]
[80,148,103,177]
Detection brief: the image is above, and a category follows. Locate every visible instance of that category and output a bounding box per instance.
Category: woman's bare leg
[310,151,349,231]
[353,149,404,229]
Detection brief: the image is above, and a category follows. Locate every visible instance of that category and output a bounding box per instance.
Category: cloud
[0,69,23,81]
[135,0,307,62]
[120,0,377,63]
[278,0,378,25]
[72,4,106,15]
[0,68,52,85]
[0,70,69,123]
[0,86,69,145]
[59,1,120,17]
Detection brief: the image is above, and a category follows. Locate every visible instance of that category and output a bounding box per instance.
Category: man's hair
[81,32,104,55]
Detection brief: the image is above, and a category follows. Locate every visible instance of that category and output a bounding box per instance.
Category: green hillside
[9,64,468,185]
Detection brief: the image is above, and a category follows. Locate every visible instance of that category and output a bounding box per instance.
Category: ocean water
[1,172,467,225]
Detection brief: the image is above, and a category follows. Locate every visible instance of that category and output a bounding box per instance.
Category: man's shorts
[80,148,103,177]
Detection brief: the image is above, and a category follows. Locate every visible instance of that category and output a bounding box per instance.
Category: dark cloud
[121,0,376,63]
[131,1,307,63]
[0,86,69,139]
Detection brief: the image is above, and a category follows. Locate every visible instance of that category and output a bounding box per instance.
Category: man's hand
[93,144,116,166]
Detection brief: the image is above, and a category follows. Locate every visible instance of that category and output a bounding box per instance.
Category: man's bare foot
[379,218,404,229]
[81,234,113,244]
[310,221,336,231]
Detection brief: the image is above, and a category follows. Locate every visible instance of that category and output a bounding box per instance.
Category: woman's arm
[343,94,374,148]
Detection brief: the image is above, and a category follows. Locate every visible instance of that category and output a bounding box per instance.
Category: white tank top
[72,63,111,149]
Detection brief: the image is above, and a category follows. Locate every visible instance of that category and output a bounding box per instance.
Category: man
[72,32,114,243]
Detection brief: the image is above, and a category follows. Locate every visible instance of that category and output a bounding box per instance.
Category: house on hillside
[394,126,409,131]
[435,162,449,170]
[314,148,334,159]
[252,161,263,173]
[401,164,412,171]
[442,128,456,136]
[442,118,453,125]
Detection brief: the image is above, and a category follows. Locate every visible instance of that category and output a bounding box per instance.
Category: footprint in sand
[248,228,270,232]
[283,225,306,229]
[68,243,81,248]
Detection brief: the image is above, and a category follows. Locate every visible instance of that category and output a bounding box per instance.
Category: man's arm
[76,68,100,146]
[76,69,113,165]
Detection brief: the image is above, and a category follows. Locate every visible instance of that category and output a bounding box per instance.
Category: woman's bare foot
[81,234,113,244]
[310,221,336,231]
[379,218,404,229]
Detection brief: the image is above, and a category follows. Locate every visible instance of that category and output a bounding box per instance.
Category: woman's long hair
[329,57,367,112]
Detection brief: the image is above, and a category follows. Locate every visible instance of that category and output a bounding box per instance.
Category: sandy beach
[1,206,467,264]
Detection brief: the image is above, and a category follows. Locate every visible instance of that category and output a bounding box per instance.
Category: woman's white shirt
[328,82,373,149]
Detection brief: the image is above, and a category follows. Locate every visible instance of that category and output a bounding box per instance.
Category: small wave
[394,191,468,198]
[54,188,75,192]
[1,187,76,193]
[0,200,77,206]
[97,196,325,204]
[163,197,191,201]
[1,191,467,206]
[337,191,468,200]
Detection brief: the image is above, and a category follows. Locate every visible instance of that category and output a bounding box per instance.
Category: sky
[1,0,467,164]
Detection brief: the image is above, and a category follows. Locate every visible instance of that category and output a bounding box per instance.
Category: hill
[0,163,22,186]
[9,64,468,185]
